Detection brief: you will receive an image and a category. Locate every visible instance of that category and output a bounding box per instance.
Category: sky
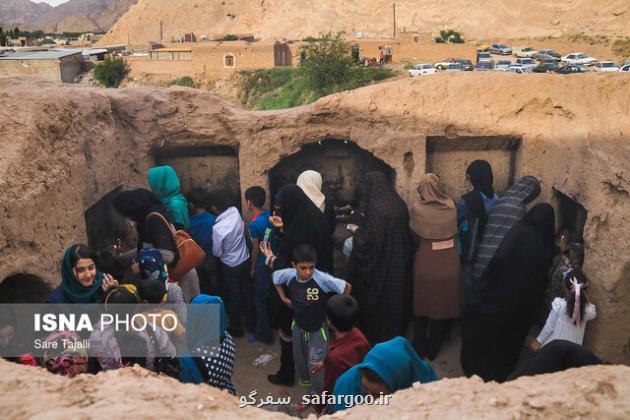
[32,0,71,6]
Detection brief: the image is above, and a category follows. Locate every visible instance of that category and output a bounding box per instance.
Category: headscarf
[296,170,326,212]
[467,160,494,198]
[186,294,227,351]
[138,248,169,283]
[410,173,458,239]
[147,165,190,228]
[276,184,332,271]
[331,337,438,412]
[472,176,541,280]
[113,188,171,247]
[462,160,495,223]
[60,245,105,303]
[41,331,88,378]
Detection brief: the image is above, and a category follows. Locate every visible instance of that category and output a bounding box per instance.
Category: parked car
[533,60,560,73]
[534,49,561,61]
[409,64,437,76]
[555,64,589,74]
[516,58,536,71]
[489,43,512,55]
[508,65,525,74]
[458,59,473,71]
[561,52,597,65]
[445,63,464,72]
[475,62,493,71]
[593,61,619,72]
[513,46,536,58]
[434,58,459,70]
[620,64,630,72]
[476,51,494,64]
[476,42,490,52]
[495,60,512,71]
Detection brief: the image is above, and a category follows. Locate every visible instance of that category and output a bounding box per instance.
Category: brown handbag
[147,212,206,281]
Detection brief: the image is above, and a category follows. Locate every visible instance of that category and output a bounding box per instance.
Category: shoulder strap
[147,212,176,235]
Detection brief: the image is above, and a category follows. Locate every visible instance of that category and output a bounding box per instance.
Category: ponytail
[563,269,588,324]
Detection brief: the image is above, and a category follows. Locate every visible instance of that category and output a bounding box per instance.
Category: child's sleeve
[272,268,294,286]
[536,302,560,344]
[315,270,347,294]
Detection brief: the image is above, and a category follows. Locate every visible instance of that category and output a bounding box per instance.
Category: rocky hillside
[0,0,137,33]
[99,0,629,46]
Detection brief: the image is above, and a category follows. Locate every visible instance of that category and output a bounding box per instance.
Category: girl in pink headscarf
[531,268,596,351]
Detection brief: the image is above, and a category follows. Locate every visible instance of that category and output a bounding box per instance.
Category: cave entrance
[426,136,521,200]
[269,139,395,275]
[553,189,587,242]
[154,145,241,209]
[0,274,50,304]
[85,186,137,255]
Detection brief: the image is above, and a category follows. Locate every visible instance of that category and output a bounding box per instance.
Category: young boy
[272,244,351,393]
[187,188,219,295]
[244,186,277,344]
[210,188,253,337]
[312,294,371,398]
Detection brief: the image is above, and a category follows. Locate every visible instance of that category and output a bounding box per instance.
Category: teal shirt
[148,165,190,228]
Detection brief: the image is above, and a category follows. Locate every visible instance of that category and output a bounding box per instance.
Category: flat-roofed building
[0,49,84,83]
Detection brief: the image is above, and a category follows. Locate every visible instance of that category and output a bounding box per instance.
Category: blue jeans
[254,264,273,340]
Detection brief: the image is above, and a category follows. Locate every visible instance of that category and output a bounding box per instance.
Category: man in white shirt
[210,189,253,337]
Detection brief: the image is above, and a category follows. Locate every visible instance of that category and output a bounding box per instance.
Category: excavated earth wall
[0,73,628,365]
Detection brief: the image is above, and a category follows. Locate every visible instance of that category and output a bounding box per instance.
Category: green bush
[175,76,194,87]
[93,57,128,88]
[435,30,465,44]
[223,34,238,41]
[299,32,354,96]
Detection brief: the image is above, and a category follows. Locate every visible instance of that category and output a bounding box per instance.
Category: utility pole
[159,20,163,41]
[393,2,396,38]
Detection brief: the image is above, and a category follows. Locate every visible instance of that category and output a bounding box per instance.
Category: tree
[0,28,7,47]
[435,29,465,44]
[13,27,20,37]
[222,34,238,41]
[93,57,129,88]
[299,32,354,96]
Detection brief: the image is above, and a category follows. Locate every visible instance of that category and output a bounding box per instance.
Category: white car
[619,64,630,72]
[495,60,512,71]
[593,61,619,72]
[434,58,460,70]
[561,52,597,65]
[508,65,525,74]
[409,64,437,76]
[513,46,536,58]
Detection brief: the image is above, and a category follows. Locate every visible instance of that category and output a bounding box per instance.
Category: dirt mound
[99,0,630,47]
[0,358,628,418]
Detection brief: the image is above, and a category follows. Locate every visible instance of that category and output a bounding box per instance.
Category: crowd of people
[0,160,603,414]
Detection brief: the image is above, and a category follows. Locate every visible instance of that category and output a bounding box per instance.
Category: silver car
[445,63,464,72]
[495,60,512,71]
[516,58,536,71]
[489,43,512,55]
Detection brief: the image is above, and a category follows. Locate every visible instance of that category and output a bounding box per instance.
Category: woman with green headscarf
[330,336,438,413]
[148,165,190,229]
[46,244,118,304]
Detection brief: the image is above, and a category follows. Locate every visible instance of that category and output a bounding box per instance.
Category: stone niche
[153,145,241,207]
[269,139,395,208]
[426,136,521,200]
[553,188,588,243]
[0,274,50,304]
[269,139,395,276]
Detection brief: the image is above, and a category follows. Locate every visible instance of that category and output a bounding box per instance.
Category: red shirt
[323,327,371,393]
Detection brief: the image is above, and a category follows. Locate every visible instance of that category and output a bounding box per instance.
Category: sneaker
[267,373,295,387]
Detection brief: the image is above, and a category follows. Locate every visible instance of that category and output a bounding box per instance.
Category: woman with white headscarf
[297,170,336,272]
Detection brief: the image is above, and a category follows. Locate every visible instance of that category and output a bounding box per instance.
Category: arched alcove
[268,139,396,275]
[0,273,51,304]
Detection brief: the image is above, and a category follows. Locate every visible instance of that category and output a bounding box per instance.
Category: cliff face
[0,73,629,363]
[99,0,630,47]
[0,0,137,33]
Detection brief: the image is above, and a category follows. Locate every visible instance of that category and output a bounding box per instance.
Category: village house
[0,49,84,83]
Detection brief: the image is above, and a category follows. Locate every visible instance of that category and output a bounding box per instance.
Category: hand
[310,361,324,375]
[281,296,292,308]
[259,241,276,259]
[529,340,542,352]
[269,215,284,229]
[101,273,119,292]
[346,224,359,234]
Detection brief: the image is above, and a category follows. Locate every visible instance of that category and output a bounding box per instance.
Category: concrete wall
[59,55,84,83]
[0,59,62,82]
[353,38,478,63]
